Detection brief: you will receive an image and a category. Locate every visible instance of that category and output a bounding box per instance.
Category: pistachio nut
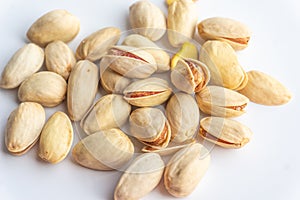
[27,9,80,47]
[129,0,166,41]
[0,43,44,89]
[196,86,249,117]
[198,17,252,50]
[123,77,172,107]
[100,68,131,94]
[164,143,210,197]
[67,60,99,121]
[199,116,252,148]
[5,102,45,155]
[239,70,292,106]
[76,27,121,62]
[114,153,164,200]
[38,111,73,164]
[81,94,131,134]
[72,128,134,170]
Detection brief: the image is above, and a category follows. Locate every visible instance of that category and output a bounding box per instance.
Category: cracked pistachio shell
[164,143,210,197]
[123,77,172,107]
[166,93,199,143]
[129,1,166,41]
[72,129,134,171]
[101,45,157,79]
[76,27,121,62]
[199,40,247,90]
[200,117,252,148]
[100,68,131,94]
[67,60,99,121]
[198,17,252,50]
[171,58,210,94]
[114,153,164,200]
[122,34,170,73]
[129,108,171,149]
[167,0,198,47]
[18,71,67,107]
[80,94,131,134]
[0,43,44,89]
[239,70,292,106]
[5,102,45,155]
[27,9,80,47]
[196,86,249,117]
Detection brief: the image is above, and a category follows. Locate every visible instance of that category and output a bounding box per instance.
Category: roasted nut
[100,68,131,94]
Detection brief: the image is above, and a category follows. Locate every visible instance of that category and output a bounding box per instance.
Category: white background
[0,0,299,200]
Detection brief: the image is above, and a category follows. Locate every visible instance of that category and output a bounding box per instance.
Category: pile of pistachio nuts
[0,0,292,199]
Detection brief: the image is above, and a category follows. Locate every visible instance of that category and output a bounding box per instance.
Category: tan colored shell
[171,58,210,94]
[100,68,131,94]
[198,17,252,50]
[101,45,157,79]
[18,71,67,107]
[167,0,198,47]
[45,40,76,80]
[5,102,45,155]
[164,143,210,197]
[239,70,292,106]
[196,86,249,117]
[76,27,121,61]
[38,111,73,164]
[67,60,99,121]
[0,43,44,89]
[114,153,164,200]
[129,108,171,149]
[81,94,131,134]
[199,40,247,90]
[72,128,134,170]
[129,0,166,41]
[122,34,170,72]
[199,117,252,148]
[166,92,199,143]
[123,77,172,107]
[27,9,80,47]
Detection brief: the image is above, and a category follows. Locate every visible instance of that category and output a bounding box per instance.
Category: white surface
[0,0,299,200]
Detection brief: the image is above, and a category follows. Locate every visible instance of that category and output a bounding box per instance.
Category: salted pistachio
[164,143,210,197]
[27,9,80,47]
[100,45,157,79]
[122,34,170,72]
[171,58,210,94]
[129,0,166,41]
[196,86,249,117]
[81,94,131,134]
[198,17,251,50]
[67,60,99,121]
[76,27,121,62]
[5,102,45,155]
[167,0,198,47]
[38,111,73,164]
[114,153,164,200]
[199,116,252,148]
[239,70,292,106]
[199,40,248,90]
[0,43,44,89]
[18,71,67,107]
[123,77,172,107]
[72,128,134,170]
[129,108,171,149]
[166,92,199,143]
[100,68,131,94]
[45,40,76,80]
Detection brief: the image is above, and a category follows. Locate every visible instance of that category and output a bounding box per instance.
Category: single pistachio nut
[76,27,121,62]
[0,43,44,89]
[114,153,164,200]
[18,71,67,107]
[100,68,131,94]
[5,102,45,155]
[72,128,134,170]
[27,9,80,47]
[199,116,252,148]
